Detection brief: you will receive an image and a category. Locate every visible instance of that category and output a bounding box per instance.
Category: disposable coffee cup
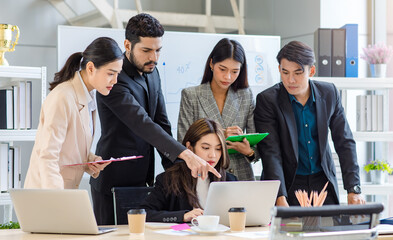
[228,207,246,232]
[127,209,146,234]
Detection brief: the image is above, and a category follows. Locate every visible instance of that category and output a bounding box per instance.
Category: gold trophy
[0,24,20,66]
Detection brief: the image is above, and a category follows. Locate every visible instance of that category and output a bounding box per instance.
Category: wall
[387,1,393,131]
[272,0,321,46]
[386,0,393,217]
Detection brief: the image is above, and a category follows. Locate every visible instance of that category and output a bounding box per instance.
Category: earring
[210,68,213,72]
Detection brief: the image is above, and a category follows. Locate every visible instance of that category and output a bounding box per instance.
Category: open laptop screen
[204,180,280,226]
[10,189,116,235]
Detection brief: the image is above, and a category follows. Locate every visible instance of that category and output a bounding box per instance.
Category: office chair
[111,186,153,225]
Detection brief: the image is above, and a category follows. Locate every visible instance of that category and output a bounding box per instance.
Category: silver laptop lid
[10,189,115,235]
[204,180,280,226]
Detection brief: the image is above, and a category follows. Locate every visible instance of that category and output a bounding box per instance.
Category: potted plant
[361,43,393,78]
[364,160,393,184]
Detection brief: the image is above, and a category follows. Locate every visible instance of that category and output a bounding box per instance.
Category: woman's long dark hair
[201,38,248,91]
[49,37,123,91]
[164,118,229,208]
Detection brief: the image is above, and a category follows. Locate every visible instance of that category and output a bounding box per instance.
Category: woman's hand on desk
[184,208,204,222]
[88,156,111,178]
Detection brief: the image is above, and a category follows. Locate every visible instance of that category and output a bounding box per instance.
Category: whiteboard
[58,25,280,135]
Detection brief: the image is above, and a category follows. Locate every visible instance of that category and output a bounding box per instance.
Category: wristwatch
[347,185,361,194]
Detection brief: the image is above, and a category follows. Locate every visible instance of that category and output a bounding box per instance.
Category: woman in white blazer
[178,38,259,181]
[24,37,123,189]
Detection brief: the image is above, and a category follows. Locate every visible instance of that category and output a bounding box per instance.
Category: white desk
[0,225,392,240]
[0,225,269,239]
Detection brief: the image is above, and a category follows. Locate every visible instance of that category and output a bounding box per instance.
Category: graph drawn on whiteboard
[254,54,265,84]
[159,60,202,104]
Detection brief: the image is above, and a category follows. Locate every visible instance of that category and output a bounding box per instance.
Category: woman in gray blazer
[177,38,258,180]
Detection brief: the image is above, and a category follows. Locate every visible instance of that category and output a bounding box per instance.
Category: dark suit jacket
[140,171,237,223]
[90,56,186,193]
[254,80,360,203]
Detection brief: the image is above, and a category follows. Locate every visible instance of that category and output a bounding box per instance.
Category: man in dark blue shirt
[255,41,365,206]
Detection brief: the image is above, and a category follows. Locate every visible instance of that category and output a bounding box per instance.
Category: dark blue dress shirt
[289,86,322,175]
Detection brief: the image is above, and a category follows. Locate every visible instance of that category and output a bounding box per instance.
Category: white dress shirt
[78,72,96,135]
[196,177,210,209]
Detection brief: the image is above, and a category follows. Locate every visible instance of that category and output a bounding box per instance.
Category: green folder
[226,133,269,154]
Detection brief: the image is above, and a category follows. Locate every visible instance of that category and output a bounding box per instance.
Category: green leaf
[364,160,393,174]
[0,221,20,229]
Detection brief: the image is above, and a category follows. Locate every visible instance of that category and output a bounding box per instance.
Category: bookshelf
[0,65,46,224]
[315,77,392,216]
[313,77,393,89]
[314,77,393,142]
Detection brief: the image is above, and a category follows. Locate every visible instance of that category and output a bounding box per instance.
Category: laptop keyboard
[98,227,117,233]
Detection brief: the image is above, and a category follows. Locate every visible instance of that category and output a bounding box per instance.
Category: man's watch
[347,185,361,194]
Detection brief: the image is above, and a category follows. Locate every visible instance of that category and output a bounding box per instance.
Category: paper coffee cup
[128,209,146,234]
[228,207,246,232]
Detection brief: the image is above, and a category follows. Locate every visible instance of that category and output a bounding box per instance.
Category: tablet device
[226,133,269,154]
[65,155,143,166]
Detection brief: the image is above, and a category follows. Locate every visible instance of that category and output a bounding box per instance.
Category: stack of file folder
[314,24,358,77]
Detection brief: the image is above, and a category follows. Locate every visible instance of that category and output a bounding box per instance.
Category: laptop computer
[9,189,117,235]
[204,180,280,226]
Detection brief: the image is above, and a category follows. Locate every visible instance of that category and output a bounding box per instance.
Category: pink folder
[65,155,143,166]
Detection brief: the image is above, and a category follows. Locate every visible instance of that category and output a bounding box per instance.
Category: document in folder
[226,133,269,154]
[65,155,143,166]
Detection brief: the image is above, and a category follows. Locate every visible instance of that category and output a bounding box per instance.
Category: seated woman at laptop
[140,118,237,223]
[24,37,123,189]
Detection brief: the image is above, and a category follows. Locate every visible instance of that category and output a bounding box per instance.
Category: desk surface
[0,225,269,240]
[1,225,393,240]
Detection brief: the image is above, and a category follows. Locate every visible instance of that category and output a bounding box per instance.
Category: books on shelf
[11,146,21,189]
[0,143,8,192]
[0,143,21,192]
[0,80,32,130]
[377,95,383,132]
[0,89,14,129]
[366,95,372,131]
[356,94,383,132]
[356,95,366,131]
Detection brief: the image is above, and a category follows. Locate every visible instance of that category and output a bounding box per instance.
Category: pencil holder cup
[302,216,321,231]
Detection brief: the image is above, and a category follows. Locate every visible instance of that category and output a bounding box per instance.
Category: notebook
[204,180,280,226]
[226,133,269,154]
[9,189,117,235]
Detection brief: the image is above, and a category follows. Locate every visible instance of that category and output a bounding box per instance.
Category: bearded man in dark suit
[90,13,220,225]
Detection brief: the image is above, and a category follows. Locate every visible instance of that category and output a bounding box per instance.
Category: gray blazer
[177,83,258,180]
[254,80,360,203]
